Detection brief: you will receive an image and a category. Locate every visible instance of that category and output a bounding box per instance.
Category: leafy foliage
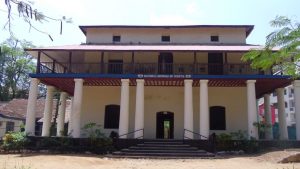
[253,121,272,139]
[81,123,105,139]
[0,38,35,101]
[242,16,300,77]
[1,131,28,151]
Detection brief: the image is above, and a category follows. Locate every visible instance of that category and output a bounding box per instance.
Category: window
[210,106,226,130]
[284,89,287,95]
[289,88,294,97]
[290,100,295,107]
[285,101,288,108]
[273,103,278,109]
[112,35,121,42]
[210,35,219,42]
[161,36,170,42]
[104,105,120,129]
[6,121,14,133]
[273,92,277,97]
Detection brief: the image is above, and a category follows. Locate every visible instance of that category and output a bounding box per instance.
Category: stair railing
[118,128,144,139]
[183,129,208,140]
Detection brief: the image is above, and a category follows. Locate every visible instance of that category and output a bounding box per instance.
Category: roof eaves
[79,26,87,36]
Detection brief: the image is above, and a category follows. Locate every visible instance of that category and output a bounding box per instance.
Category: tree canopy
[0,38,35,101]
[242,16,300,77]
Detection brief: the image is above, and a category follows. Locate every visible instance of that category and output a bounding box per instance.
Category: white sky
[0,0,299,46]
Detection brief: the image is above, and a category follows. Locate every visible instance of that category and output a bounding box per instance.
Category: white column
[56,92,68,136]
[200,80,209,140]
[70,79,84,138]
[41,86,55,137]
[119,79,130,138]
[134,79,144,139]
[276,88,288,140]
[264,94,273,140]
[293,80,300,140]
[184,79,194,139]
[25,78,40,135]
[247,80,258,139]
[67,97,74,135]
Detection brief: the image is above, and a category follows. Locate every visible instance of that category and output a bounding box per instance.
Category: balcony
[38,62,267,75]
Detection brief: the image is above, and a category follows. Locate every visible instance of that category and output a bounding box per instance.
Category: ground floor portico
[24,74,300,140]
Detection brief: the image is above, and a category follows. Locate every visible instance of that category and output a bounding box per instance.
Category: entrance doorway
[158,52,173,74]
[156,111,174,139]
[108,60,123,74]
[208,52,223,75]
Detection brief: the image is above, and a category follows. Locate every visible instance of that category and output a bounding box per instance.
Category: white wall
[86,28,247,44]
[80,85,248,139]
[0,117,24,138]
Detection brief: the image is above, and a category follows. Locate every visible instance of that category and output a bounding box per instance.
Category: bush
[1,131,29,152]
[215,131,259,153]
[217,133,232,141]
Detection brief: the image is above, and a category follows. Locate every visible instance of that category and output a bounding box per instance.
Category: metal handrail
[183,128,207,140]
[118,128,144,139]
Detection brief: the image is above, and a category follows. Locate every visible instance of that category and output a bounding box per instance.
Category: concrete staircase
[111,139,215,158]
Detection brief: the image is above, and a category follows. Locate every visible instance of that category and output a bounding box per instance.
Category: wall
[80,85,248,139]
[86,28,247,44]
[0,117,24,138]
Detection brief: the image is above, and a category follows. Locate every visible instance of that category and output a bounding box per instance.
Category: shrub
[81,123,105,139]
[217,133,232,141]
[1,131,29,152]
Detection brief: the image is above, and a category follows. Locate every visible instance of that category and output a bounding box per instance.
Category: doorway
[108,60,123,74]
[208,53,223,75]
[156,111,174,139]
[158,52,173,74]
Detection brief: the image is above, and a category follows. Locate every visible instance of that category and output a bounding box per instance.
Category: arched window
[104,105,120,129]
[210,106,226,130]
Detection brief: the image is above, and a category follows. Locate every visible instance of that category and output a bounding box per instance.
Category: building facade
[259,85,296,127]
[24,25,300,140]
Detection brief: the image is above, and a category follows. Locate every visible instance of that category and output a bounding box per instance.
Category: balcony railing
[38,62,267,75]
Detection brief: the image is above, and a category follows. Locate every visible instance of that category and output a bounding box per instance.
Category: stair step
[143,141,183,144]
[142,139,184,142]
[137,144,190,147]
[113,152,215,157]
[129,146,198,150]
[121,149,207,154]
[111,139,214,158]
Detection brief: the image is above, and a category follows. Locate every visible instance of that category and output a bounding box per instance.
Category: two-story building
[24,25,300,140]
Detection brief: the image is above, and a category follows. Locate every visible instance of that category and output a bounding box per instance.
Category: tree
[0,37,35,101]
[242,16,300,77]
[3,0,72,40]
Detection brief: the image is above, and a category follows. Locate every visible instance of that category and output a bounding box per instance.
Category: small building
[24,25,300,140]
[0,99,71,137]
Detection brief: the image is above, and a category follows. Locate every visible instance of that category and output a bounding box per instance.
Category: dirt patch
[250,149,300,163]
[0,151,299,169]
[280,153,300,163]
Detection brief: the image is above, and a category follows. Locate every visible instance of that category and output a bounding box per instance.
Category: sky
[0,0,300,47]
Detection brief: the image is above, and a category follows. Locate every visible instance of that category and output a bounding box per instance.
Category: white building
[269,85,296,126]
[24,25,300,140]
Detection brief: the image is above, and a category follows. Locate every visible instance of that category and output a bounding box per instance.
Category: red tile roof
[0,99,71,122]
